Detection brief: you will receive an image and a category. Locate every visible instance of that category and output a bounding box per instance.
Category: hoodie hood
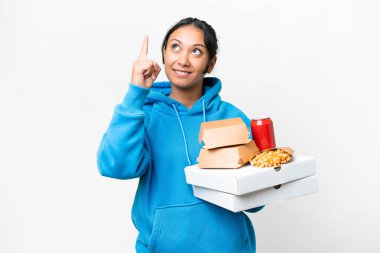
[145,77,222,116]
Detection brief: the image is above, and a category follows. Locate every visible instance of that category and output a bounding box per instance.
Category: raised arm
[97,36,161,179]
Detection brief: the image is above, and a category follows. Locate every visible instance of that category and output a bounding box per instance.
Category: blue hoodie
[97,77,264,253]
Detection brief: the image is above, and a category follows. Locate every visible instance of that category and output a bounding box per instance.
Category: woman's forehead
[168,25,205,47]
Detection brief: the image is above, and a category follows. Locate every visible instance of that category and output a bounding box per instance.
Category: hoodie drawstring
[202,98,206,123]
[172,99,206,166]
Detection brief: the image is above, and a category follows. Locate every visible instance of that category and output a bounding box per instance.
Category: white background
[1,0,379,252]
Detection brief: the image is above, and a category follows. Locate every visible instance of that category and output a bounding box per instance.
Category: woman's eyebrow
[193,43,206,48]
[170,39,206,48]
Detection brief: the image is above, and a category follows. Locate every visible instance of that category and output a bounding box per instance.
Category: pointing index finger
[139,35,149,59]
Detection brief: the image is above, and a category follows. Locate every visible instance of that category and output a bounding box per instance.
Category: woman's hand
[131,36,161,88]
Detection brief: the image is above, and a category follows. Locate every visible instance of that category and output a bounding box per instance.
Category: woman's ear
[207,56,217,73]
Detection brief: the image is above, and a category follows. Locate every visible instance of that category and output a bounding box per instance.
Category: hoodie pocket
[148,202,249,253]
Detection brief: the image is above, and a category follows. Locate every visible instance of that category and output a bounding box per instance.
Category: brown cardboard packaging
[199,117,250,149]
[197,117,260,169]
[198,140,260,169]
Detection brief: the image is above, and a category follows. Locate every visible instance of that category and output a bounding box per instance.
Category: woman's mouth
[173,69,192,77]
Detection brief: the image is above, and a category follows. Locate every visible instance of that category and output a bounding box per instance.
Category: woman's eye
[171,44,180,51]
[192,49,201,55]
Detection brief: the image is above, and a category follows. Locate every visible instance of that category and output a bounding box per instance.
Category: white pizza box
[185,155,316,195]
[192,175,318,212]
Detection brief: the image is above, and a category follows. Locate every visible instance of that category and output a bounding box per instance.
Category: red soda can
[251,116,276,151]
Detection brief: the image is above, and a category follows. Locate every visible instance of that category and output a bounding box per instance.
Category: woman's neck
[169,85,203,109]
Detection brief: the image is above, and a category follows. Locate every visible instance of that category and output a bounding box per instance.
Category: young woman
[97,17,264,253]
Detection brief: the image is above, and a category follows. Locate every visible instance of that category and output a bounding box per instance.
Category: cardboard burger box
[198,118,260,168]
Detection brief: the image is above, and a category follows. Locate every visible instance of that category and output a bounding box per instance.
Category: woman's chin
[171,81,198,90]
[169,77,204,90]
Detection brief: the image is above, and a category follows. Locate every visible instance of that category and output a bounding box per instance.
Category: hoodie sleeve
[97,83,151,179]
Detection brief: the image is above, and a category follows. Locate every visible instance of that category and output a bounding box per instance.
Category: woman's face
[163,25,216,90]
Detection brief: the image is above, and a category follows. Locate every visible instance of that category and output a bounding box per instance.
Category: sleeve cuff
[245,205,265,213]
[121,83,150,112]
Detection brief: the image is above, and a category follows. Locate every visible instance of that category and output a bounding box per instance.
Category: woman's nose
[177,52,190,66]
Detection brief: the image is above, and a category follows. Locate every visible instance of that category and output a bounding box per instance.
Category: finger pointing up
[139,35,149,59]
